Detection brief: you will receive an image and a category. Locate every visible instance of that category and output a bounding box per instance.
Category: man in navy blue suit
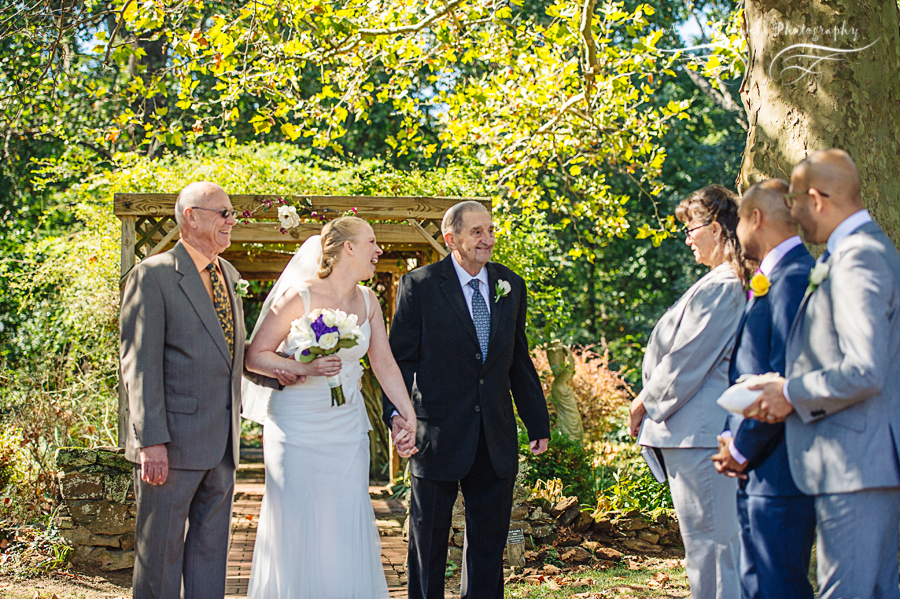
[711,179,816,599]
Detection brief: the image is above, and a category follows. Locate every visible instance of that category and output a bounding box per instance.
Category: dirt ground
[0,566,132,599]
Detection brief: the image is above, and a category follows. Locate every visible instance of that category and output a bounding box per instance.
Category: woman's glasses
[683,222,711,239]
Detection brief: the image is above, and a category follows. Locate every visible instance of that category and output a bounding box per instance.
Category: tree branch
[579,0,599,99]
[684,67,747,129]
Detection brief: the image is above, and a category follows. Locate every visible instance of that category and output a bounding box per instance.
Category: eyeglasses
[683,222,711,239]
[783,188,829,209]
[189,206,237,219]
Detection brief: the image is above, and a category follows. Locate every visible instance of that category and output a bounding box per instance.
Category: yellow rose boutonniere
[749,272,770,298]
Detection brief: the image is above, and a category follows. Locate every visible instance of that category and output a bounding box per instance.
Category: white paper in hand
[716,372,782,414]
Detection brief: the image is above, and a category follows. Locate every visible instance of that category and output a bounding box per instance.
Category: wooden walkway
[223,462,411,598]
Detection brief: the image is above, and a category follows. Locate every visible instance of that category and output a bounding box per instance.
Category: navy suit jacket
[726,243,815,496]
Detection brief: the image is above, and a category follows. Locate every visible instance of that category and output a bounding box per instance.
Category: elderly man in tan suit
[120,182,247,598]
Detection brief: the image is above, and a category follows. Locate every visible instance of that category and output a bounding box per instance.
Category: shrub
[531,346,634,440]
[518,428,594,503]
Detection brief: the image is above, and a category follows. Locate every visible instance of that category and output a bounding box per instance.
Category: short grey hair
[173,182,227,227]
[441,201,489,240]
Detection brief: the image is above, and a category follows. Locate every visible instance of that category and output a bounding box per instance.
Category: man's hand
[273,369,304,386]
[139,444,169,485]
[711,435,748,480]
[744,378,794,423]
[628,395,646,438]
[391,415,418,458]
[530,438,549,455]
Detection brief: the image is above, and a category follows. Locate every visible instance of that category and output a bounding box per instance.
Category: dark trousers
[132,448,235,599]
[737,490,816,599]
[407,423,515,599]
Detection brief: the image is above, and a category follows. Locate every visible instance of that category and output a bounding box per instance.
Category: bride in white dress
[242,217,418,598]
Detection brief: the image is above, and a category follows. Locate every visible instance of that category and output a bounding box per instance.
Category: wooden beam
[408,219,448,258]
[228,222,429,245]
[114,193,491,221]
[120,216,136,287]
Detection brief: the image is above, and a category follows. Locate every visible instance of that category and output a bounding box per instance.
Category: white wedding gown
[247,285,389,599]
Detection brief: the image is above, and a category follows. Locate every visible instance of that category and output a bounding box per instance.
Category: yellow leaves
[104,128,120,142]
[569,165,582,176]
[281,122,301,141]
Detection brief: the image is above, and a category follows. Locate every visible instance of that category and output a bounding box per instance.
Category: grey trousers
[132,449,235,599]
[660,447,740,599]
[816,487,900,599]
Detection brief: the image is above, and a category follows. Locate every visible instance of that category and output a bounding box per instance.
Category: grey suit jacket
[638,264,746,448]
[785,221,900,494]
[120,241,245,470]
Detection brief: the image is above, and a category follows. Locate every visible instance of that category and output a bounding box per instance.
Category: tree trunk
[739,0,900,243]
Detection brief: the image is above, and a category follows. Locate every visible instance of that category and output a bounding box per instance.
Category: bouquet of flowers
[283,308,365,406]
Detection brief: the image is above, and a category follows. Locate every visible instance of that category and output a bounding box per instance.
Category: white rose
[318,332,340,351]
[497,280,512,295]
[284,325,312,356]
[338,313,359,336]
[322,309,345,328]
[809,262,830,286]
[278,205,301,230]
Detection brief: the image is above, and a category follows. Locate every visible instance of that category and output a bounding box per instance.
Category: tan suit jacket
[120,241,244,469]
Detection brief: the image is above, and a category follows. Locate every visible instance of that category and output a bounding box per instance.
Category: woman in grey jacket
[629,185,749,599]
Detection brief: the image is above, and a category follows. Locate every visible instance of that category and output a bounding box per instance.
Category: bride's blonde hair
[318,216,368,278]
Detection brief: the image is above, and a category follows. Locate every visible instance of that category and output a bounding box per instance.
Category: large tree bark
[739,0,900,243]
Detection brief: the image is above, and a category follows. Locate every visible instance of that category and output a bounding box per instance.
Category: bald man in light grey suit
[121,182,246,599]
[745,149,900,599]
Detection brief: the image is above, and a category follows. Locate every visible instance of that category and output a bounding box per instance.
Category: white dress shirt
[451,252,490,317]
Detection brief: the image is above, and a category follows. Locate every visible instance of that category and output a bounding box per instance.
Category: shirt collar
[181,238,221,274]
[827,209,872,257]
[758,236,803,276]
[450,252,488,288]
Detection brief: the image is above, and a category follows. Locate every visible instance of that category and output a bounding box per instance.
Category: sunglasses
[190,206,237,219]
[783,188,829,209]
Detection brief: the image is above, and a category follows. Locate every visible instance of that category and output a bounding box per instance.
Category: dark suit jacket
[120,241,245,470]
[726,243,814,496]
[383,256,550,481]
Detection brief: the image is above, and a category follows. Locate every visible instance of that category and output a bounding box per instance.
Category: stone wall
[54,447,136,571]
[446,477,682,569]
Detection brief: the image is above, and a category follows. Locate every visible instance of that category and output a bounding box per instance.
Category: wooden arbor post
[115,194,490,481]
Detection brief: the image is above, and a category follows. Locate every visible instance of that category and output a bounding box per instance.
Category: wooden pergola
[115,193,491,479]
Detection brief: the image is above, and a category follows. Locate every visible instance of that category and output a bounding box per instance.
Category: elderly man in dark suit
[746,150,900,598]
[712,179,816,599]
[121,182,248,599]
[384,200,550,599]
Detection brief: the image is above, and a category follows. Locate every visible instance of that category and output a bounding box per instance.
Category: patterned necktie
[468,279,489,362]
[206,263,234,357]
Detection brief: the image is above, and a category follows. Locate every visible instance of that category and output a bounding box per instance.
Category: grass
[505,557,690,598]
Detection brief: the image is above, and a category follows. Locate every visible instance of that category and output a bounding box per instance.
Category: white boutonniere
[806,262,830,296]
[495,279,511,301]
[235,278,250,298]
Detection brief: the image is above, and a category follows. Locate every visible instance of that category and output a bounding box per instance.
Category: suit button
[226,403,231,411]
[475,353,482,360]
[475,405,481,412]
[479,379,484,385]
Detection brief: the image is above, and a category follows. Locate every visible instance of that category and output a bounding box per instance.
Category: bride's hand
[303,355,342,377]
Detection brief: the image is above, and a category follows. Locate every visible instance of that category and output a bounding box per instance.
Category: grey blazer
[120,241,245,470]
[785,221,900,494]
[638,264,746,448]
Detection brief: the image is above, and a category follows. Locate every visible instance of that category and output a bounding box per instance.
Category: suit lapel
[786,255,827,364]
[439,256,480,346]
[487,263,502,347]
[174,243,232,366]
